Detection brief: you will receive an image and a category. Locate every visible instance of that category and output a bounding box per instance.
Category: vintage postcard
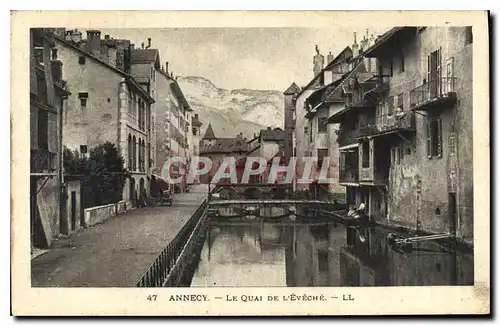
[11,10,490,316]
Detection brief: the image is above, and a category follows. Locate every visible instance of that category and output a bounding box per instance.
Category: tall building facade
[54,31,155,202]
[30,28,71,248]
[327,27,473,243]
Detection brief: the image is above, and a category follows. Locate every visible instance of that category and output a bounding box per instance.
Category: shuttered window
[427,118,442,158]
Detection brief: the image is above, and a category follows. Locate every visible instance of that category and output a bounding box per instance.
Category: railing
[357,111,416,138]
[339,168,358,183]
[336,128,360,147]
[376,111,416,133]
[135,200,208,287]
[31,149,56,173]
[358,124,379,138]
[410,77,457,108]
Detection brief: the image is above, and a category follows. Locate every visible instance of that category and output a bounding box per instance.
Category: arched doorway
[129,177,136,201]
[140,177,145,200]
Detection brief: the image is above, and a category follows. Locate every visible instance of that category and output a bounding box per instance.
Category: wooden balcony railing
[410,77,457,109]
[358,111,416,138]
[339,168,358,184]
[31,149,56,173]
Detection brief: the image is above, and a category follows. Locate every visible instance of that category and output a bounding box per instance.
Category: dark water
[189,221,474,287]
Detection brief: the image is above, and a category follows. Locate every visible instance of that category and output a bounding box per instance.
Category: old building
[155,64,194,192]
[199,123,251,184]
[54,30,155,203]
[327,27,473,243]
[30,28,71,248]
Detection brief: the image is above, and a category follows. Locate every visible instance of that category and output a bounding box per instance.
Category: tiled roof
[260,128,285,142]
[202,123,216,139]
[283,82,301,95]
[200,137,250,154]
[130,49,159,62]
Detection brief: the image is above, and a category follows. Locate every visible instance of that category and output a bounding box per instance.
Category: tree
[63,143,129,207]
[86,142,129,206]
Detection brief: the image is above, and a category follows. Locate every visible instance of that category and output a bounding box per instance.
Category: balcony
[410,77,457,110]
[358,111,416,138]
[339,168,358,184]
[336,127,360,147]
[31,149,56,174]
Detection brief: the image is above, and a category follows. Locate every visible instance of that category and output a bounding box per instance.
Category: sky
[97,27,386,91]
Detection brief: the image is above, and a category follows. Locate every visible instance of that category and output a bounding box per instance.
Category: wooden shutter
[437,118,442,157]
[426,119,432,158]
[437,47,442,94]
[30,105,39,149]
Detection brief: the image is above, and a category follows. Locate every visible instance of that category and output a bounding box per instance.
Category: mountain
[177,76,284,139]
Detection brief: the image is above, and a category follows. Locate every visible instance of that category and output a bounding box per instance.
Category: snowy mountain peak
[176,76,284,139]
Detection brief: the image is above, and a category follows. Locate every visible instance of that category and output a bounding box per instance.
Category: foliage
[63,142,130,208]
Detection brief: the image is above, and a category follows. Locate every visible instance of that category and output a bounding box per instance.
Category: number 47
[147,295,158,301]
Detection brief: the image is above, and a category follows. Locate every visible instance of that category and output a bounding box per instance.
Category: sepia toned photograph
[11,10,490,316]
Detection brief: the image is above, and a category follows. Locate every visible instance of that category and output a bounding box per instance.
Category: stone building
[30,28,71,248]
[54,31,155,203]
[154,64,194,192]
[327,27,473,243]
[199,123,251,184]
[289,43,358,197]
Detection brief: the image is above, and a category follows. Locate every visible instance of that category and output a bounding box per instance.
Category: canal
[187,220,474,287]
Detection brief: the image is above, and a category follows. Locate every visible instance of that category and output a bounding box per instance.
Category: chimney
[165,61,169,74]
[71,29,82,44]
[313,45,325,77]
[104,34,110,40]
[161,65,164,72]
[327,51,334,64]
[141,42,144,49]
[146,37,151,49]
[267,127,271,130]
[86,30,101,56]
[195,113,199,119]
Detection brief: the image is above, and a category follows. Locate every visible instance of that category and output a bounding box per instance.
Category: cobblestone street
[31,185,208,287]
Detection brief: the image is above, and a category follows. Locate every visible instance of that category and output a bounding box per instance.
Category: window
[465,26,473,45]
[38,110,48,150]
[318,117,328,133]
[400,53,405,72]
[317,149,328,167]
[391,147,402,166]
[34,47,44,64]
[293,147,297,157]
[427,118,442,158]
[304,126,308,135]
[78,92,88,108]
[387,96,394,116]
[361,140,369,168]
[78,56,86,65]
[397,93,404,110]
[51,48,58,60]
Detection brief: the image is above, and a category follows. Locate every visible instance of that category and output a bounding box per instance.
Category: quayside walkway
[31,185,208,287]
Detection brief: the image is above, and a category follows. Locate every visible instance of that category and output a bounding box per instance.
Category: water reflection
[190,221,473,287]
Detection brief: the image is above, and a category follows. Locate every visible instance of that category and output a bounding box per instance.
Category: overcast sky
[97,27,386,91]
